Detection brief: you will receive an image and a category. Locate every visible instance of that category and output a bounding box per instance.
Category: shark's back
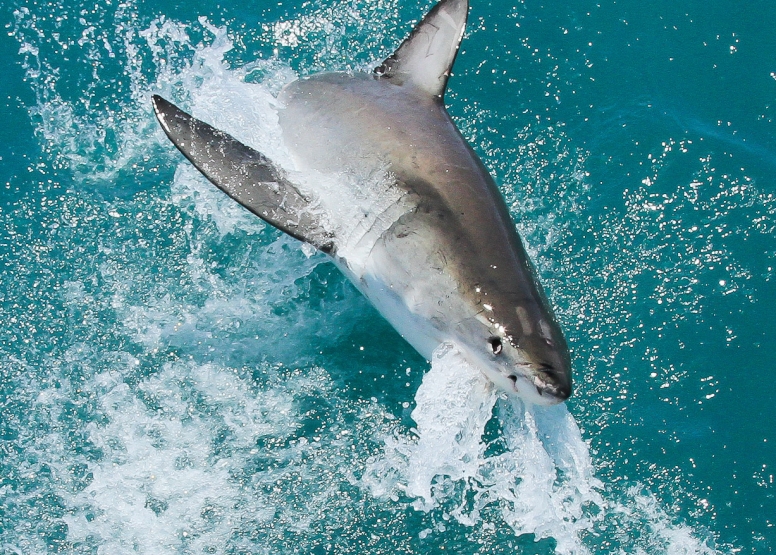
[279,72,538,310]
[279,73,470,181]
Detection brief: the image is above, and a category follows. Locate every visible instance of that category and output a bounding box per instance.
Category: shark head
[453,287,572,406]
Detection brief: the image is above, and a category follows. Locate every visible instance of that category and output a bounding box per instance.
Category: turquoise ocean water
[1,0,775,552]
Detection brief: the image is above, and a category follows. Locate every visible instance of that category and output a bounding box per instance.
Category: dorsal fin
[374,0,468,99]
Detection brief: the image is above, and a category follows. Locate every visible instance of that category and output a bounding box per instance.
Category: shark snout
[508,361,571,406]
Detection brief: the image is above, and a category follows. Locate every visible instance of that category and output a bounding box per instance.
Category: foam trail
[364,345,717,554]
[363,345,598,552]
[403,343,497,513]
[495,395,603,552]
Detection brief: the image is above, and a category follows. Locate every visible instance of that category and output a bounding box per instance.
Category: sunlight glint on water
[3,1,758,552]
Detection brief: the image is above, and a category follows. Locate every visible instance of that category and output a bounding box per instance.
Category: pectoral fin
[152,95,334,252]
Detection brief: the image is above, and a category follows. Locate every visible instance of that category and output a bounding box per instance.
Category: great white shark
[152,0,572,405]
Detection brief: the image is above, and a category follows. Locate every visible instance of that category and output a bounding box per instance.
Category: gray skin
[151,0,572,404]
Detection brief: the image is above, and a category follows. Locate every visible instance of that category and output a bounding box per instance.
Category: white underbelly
[332,224,463,361]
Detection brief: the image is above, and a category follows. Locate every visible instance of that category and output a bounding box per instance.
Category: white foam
[364,344,718,554]
[58,362,354,554]
[364,344,497,512]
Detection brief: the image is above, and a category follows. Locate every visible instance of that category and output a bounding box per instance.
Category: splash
[364,344,717,554]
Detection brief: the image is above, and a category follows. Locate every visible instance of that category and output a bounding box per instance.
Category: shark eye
[488,337,503,355]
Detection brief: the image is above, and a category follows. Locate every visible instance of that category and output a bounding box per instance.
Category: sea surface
[1,0,775,553]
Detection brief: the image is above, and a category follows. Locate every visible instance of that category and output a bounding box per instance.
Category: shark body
[152,0,572,404]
